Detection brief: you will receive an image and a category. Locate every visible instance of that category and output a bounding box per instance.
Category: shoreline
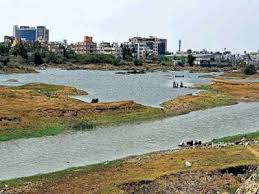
[48,63,237,73]
[0,63,237,74]
[2,137,259,193]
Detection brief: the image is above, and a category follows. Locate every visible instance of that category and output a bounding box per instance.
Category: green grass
[89,108,168,126]
[212,131,259,144]
[193,91,237,109]
[0,108,167,142]
[0,125,64,142]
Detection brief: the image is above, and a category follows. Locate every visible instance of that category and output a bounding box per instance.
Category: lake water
[0,69,259,180]
[0,69,217,107]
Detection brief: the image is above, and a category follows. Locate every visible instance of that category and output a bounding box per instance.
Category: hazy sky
[0,0,259,52]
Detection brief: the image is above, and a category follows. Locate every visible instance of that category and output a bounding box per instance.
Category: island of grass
[162,79,259,114]
[0,83,166,141]
[1,78,259,141]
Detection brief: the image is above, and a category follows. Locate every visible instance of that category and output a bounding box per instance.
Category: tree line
[0,41,120,66]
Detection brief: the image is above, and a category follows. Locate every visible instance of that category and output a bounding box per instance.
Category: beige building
[97,42,122,58]
[72,36,97,54]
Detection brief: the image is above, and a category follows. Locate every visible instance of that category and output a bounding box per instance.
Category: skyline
[1,0,259,52]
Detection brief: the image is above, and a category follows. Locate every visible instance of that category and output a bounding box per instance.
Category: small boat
[175,75,185,78]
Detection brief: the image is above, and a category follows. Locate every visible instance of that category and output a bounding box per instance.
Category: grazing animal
[91,98,99,103]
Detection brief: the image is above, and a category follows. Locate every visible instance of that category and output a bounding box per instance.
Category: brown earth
[48,63,235,73]
[0,65,37,74]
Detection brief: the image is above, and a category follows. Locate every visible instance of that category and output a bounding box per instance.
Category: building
[36,26,49,43]
[129,36,167,60]
[71,36,97,54]
[97,42,122,58]
[3,36,15,46]
[47,42,65,55]
[13,25,49,43]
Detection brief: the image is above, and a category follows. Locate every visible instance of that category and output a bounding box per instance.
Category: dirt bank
[0,65,37,74]
[2,145,259,194]
[47,63,235,73]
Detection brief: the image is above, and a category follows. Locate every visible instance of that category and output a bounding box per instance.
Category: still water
[0,69,215,107]
[0,70,258,180]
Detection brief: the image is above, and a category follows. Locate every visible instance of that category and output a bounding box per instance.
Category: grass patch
[0,124,65,142]
[212,131,259,144]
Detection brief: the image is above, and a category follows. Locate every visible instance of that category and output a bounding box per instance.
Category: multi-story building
[47,42,65,55]
[129,36,167,59]
[36,26,49,43]
[97,42,122,58]
[3,36,15,46]
[13,25,49,43]
[72,36,97,54]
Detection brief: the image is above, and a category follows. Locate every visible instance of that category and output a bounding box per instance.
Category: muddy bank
[0,65,37,74]
[45,63,235,73]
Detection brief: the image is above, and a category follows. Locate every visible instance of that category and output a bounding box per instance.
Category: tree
[244,64,257,75]
[187,54,196,66]
[133,59,143,66]
[187,49,192,54]
[33,51,44,65]
[0,43,9,55]
[121,44,133,61]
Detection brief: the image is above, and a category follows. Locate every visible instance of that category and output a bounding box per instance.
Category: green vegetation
[244,64,257,75]
[0,124,64,142]
[158,56,174,66]
[0,41,120,68]
[212,131,259,144]
[187,54,196,66]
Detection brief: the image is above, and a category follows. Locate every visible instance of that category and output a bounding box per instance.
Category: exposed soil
[0,65,37,74]
[121,166,256,194]
[47,63,235,73]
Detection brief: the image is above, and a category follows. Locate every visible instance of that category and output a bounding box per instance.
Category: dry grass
[162,79,259,113]
[2,145,259,194]
[0,83,165,141]
[219,72,259,80]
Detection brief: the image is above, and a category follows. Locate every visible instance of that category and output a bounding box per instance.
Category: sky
[0,0,259,52]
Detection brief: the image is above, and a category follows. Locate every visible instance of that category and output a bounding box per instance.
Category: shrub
[133,59,144,66]
[244,64,257,75]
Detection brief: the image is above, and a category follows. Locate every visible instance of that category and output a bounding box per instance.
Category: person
[173,81,176,88]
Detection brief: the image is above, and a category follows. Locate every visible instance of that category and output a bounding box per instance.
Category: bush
[244,64,257,75]
[133,59,144,66]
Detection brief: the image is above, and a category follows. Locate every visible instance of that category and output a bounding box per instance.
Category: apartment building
[97,42,122,58]
[129,36,167,59]
[72,36,97,54]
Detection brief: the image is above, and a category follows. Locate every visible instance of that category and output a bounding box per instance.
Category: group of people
[173,81,184,88]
